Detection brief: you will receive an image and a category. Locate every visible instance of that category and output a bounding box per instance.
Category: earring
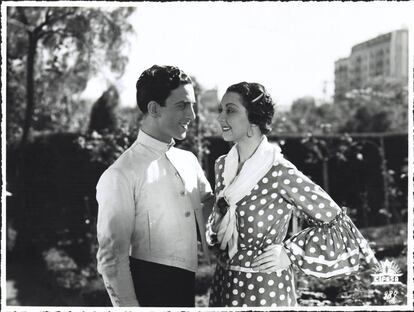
[247,126,253,138]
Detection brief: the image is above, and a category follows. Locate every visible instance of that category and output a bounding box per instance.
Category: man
[96,65,214,307]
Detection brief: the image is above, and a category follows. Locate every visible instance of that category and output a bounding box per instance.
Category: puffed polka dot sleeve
[206,155,226,246]
[277,159,378,278]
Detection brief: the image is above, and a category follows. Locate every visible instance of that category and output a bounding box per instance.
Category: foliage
[277,77,408,135]
[88,85,120,133]
[6,6,135,145]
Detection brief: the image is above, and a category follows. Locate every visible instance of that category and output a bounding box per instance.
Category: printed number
[383,289,397,301]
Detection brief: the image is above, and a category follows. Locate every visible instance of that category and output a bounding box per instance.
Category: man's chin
[174,132,187,140]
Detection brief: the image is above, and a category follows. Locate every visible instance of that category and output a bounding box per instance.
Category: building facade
[334,29,408,100]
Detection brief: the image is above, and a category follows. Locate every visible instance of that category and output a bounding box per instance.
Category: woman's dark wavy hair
[226,82,275,134]
[136,65,192,114]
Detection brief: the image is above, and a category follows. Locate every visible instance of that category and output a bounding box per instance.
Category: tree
[6,6,135,145]
[88,85,120,133]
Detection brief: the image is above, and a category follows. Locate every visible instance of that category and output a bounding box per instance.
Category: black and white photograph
[2,1,413,310]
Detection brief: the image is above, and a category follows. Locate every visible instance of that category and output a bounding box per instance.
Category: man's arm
[96,168,139,306]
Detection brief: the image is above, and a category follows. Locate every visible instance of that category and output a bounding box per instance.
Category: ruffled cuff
[283,210,379,278]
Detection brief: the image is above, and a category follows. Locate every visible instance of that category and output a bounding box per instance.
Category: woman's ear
[147,100,160,118]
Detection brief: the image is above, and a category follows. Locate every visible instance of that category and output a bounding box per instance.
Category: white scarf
[216,136,283,259]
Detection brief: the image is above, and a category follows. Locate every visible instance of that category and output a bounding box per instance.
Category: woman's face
[217,91,251,143]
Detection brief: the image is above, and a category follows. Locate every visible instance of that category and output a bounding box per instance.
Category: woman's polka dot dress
[207,154,378,307]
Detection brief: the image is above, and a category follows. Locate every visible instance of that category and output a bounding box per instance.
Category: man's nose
[186,104,196,121]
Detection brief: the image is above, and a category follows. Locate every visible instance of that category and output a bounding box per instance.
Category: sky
[81,1,413,110]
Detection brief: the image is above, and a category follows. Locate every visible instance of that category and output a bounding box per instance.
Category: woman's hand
[251,244,291,273]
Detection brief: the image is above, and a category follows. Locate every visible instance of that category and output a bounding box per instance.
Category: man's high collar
[137,129,175,153]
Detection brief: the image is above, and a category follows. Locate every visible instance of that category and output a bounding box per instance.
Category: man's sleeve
[96,168,139,306]
[194,156,214,204]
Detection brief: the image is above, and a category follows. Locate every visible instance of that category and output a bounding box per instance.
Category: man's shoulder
[169,146,197,160]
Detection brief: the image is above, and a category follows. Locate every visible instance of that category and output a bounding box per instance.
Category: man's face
[157,83,196,142]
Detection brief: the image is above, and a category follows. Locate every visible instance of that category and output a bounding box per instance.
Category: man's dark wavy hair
[226,82,275,134]
[136,65,192,114]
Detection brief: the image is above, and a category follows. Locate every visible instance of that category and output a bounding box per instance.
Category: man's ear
[147,100,161,117]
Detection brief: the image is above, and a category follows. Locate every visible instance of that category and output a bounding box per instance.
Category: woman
[206,82,378,307]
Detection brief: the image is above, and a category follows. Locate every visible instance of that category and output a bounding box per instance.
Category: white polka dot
[310,231,315,236]
[280,294,286,301]
[239,210,245,216]
[256,275,263,282]
[240,292,245,298]
[271,193,277,199]
[315,213,321,219]
[291,187,298,193]
[246,273,252,278]
[247,250,253,256]
[232,300,238,306]
[277,209,283,215]
[248,284,254,290]
[262,189,268,195]
[259,287,265,294]
[266,239,273,244]
[285,275,290,281]
[248,216,254,222]
[326,211,332,218]
[307,205,314,210]
[276,271,282,277]
[287,286,291,292]
[218,164,223,169]
[238,254,244,260]
[310,247,316,253]
[272,183,278,189]
[260,299,266,305]
[262,177,268,183]
[268,280,274,286]
[250,295,256,301]
[278,198,283,203]
[298,260,303,266]
[290,255,295,261]
[311,195,318,200]
[296,178,303,183]
[260,199,267,205]
[278,170,283,176]
[284,179,291,185]
[278,282,284,289]
[330,251,335,257]
[299,196,306,201]
[272,171,277,177]
[321,245,327,250]
[312,236,319,242]
[351,258,356,265]
[316,265,323,271]
[251,195,257,201]
[258,221,264,227]
[267,215,274,221]
[248,227,253,233]
[249,205,256,211]
[280,189,286,195]
[298,240,304,246]
[270,291,276,298]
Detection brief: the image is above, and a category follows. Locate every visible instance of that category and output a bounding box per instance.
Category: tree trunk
[20,32,37,146]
